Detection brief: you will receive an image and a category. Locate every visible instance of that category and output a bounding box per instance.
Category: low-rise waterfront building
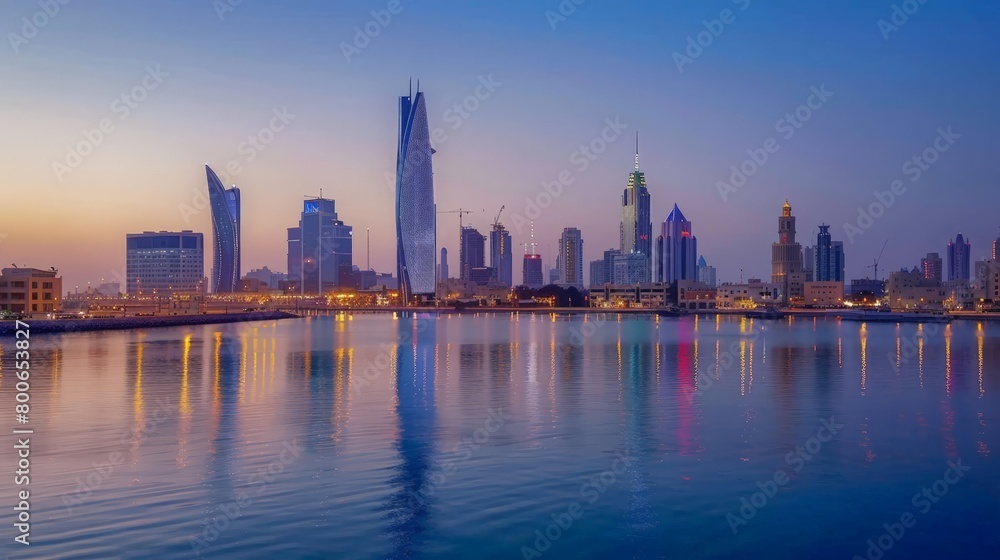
[0,267,62,316]
[887,269,946,311]
[677,279,717,310]
[803,281,845,308]
[716,280,782,309]
[589,283,670,308]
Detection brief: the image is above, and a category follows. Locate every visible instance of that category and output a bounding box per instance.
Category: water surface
[2,313,999,559]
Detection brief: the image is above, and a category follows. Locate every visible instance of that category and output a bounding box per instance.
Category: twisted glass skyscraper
[206,165,240,293]
[395,86,436,301]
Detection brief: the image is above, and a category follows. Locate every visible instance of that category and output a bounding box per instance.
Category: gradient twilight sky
[2,0,999,291]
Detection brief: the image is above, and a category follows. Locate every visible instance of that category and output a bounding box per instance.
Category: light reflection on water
[0,314,998,559]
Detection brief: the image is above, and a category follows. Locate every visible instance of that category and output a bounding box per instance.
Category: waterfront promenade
[5,306,999,336]
[0,311,297,335]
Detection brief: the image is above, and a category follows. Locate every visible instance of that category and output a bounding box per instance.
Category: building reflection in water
[945,324,953,398]
[178,334,193,469]
[128,332,146,465]
[284,317,352,452]
[381,314,437,559]
[978,323,985,398]
[207,331,241,499]
[860,323,868,395]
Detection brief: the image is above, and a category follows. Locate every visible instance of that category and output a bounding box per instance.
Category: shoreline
[0,311,298,335]
[4,307,999,335]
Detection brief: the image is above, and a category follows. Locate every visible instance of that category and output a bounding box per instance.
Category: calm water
[2,313,999,559]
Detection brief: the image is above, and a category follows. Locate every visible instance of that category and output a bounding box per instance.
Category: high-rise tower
[205,165,240,293]
[460,226,486,281]
[557,227,584,289]
[490,223,513,287]
[659,204,697,283]
[814,224,845,282]
[947,233,971,282]
[620,132,652,281]
[522,223,543,288]
[771,200,803,297]
[287,197,353,295]
[395,84,436,301]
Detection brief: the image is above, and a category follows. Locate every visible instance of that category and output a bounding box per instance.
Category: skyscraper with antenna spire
[620,132,652,281]
[522,221,543,288]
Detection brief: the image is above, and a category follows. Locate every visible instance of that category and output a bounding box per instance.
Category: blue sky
[1,0,998,289]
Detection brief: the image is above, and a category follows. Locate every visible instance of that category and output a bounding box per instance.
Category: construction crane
[437,208,477,231]
[866,239,889,281]
[492,205,505,229]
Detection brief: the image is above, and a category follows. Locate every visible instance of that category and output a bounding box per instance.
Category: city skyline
[2,2,999,291]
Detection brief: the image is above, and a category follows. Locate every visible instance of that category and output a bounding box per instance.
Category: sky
[1,0,999,291]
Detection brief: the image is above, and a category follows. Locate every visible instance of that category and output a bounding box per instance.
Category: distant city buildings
[0,267,62,315]
[657,204,697,283]
[395,85,437,302]
[921,252,943,283]
[548,267,560,285]
[460,226,486,281]
[588,248,620,286]
[522,254,543,288]
[589,259,606,287]
[814,224,845,282]
[888,268,947,311]
[849,278,886,303]
[620,134,651,281]
[612,251,648,285]
[557,227,584,289]
[469,267,494,286]
[287,197,353,296]
[437,247,449,281]
[771,200,805,301]
[947,233,971,282]
[245,266,286,290]
[490,224,513,288]
[803,246,815,282]
[205,165,241,293]
[979,260,1000,305]
[697,255,717,287]
[126,231,205,295]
